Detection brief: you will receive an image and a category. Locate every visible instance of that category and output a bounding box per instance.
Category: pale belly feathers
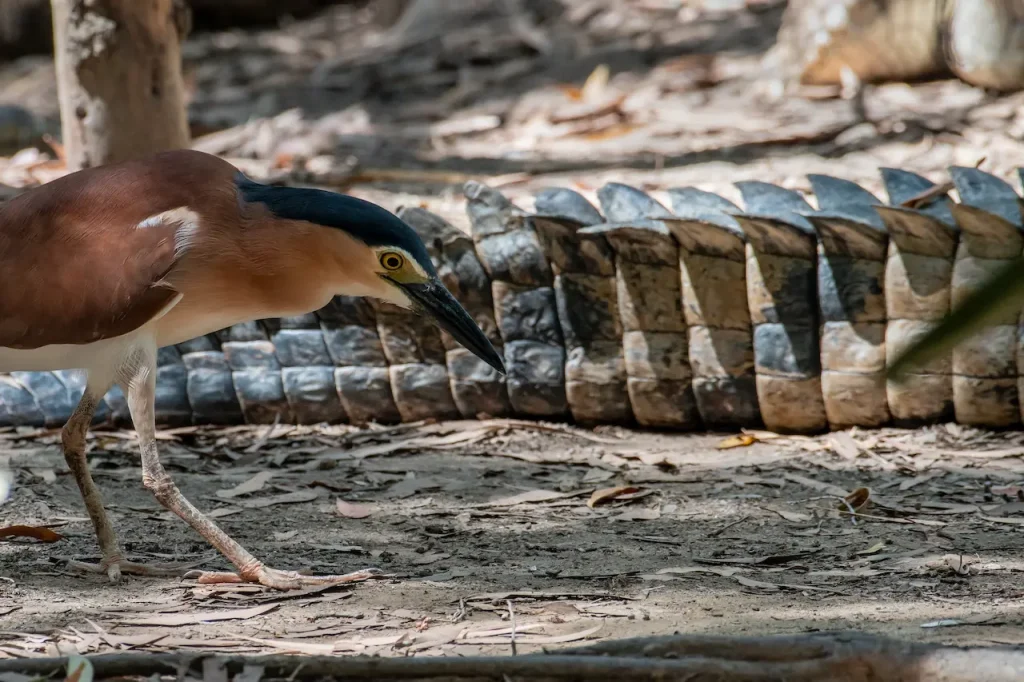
[0,288,340,375]
[0,293,254,375]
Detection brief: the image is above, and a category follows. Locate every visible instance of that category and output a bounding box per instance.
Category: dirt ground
[0,420,1023,658]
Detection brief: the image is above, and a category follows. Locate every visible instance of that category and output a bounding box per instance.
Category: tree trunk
[50,0,191,169]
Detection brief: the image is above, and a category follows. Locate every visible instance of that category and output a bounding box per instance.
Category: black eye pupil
[385,255,401,268]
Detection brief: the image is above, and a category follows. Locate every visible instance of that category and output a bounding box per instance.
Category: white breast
[0,293,183,375]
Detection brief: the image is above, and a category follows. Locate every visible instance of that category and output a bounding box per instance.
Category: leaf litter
[3,418,1024,657]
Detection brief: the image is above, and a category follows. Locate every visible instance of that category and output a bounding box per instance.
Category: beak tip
[491,353,507,376]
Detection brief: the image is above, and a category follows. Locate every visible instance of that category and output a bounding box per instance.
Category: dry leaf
[115,604,277,626]
[335,499,372,519]
[580,122,638,141]
[656,566,745,577]
[480,489,575,507]
[762,507,812,522]
[559,85,583,101]
[784,474,849,497]
[829,432,861,459]
[272,530,299,541]
[613,507,661,521]
[587,485,641,508]
[29,468,56,484]
[840,487,871,513]
[462,623,603,645]
[216,470,275,499]
[735,575,846,595]
[0,525,63,543]
[856,541,887,555]
[582,468,616,484]
[237,490,319,509]
[717,434,757,449]
[387,477,440,499]
[980,515,1024,526]
[411,552,451,566]
[581,64,609,101]
[695,550,817,566]
[65,656,93,682]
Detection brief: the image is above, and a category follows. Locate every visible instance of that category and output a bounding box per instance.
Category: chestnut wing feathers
[0,181,185,350]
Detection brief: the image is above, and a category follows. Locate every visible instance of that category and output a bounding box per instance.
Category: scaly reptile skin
[2,167,1024,434]
[769,0,1024,90]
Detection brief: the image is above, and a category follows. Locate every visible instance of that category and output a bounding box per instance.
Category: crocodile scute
[769,0,1024,90]
[5,165,1024,434]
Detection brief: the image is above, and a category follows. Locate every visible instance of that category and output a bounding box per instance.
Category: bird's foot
[63,555,189,583]
[186,565,385,590]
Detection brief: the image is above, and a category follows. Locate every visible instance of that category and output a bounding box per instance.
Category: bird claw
[185,566,385,590]
[62,557,189,583]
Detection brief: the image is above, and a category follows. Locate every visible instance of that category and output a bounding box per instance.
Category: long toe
[64,557,192,581]
[186,567,385,590]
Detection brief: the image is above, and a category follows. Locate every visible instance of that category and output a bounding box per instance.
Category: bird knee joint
[61,425,86,454]
[142,474,177,500]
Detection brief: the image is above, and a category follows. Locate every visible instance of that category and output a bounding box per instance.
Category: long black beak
[397,278,506,375]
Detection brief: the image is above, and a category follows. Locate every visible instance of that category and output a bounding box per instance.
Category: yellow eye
[380,251,404,271]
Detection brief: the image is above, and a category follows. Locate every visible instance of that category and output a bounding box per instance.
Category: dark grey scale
[597,182,675,222]
[947,166,1023,427]
[805,174,890,429]
[157,346,182,366]
[270,324,346,424]
[54,370,112,425]
[281,367,347,425]
[154,363,192,426]
[7,371,73,427]
[182,350,245,424]
[400,206,510,420]
[174,331,235,424]
[666,187,761,429]
[102,385,131,426]
[535,187,605,225]
[0,374,45,426]
[151,345,191,425]
[223,337,290,425]
[876,168,958,425]
[464,181,568,418]
[175,332,220,354]
[732,181,827,433]
[531,189,631,425]
[318,295,400,426]
[374,295,459,422]
[216,320,269,343]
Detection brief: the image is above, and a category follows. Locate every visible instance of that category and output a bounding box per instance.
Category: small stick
[899,156,986,208]
[707,516,749,538]
[507,599,517,656]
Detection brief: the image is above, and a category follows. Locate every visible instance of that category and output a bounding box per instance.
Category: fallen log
[0,631,1021,681]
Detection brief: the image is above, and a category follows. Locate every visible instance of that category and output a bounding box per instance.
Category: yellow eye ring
[380,251,404,271]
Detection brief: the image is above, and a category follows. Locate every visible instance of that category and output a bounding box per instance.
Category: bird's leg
[60,384,186,582]
[124,357,381,591]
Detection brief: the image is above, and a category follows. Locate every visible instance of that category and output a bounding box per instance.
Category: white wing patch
[137,206,201,257]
